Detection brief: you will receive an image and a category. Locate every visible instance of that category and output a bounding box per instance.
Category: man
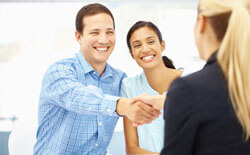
[33,3,160,155]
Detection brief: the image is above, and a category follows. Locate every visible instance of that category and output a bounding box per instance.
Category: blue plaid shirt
[34,52,126,155]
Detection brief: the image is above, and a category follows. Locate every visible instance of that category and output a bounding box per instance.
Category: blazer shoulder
[181,62,222,86]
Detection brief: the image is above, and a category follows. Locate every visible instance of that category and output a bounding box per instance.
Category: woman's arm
[123,117,159,155]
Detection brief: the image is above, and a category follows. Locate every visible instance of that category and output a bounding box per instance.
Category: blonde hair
[199,0,250,140]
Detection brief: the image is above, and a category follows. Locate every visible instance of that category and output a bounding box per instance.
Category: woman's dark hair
[162,56,175,69]
[127,21,175,69]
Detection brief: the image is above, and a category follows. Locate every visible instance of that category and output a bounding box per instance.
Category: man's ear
[75,31,82,43]
[161,40,166,52]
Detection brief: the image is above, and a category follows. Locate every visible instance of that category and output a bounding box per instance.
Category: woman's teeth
[142,55,154,61]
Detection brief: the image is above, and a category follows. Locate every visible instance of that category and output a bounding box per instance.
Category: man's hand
[116,98,161,124]
[132,94,166,110]
[130,94,166,127]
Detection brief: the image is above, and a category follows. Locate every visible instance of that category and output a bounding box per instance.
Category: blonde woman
[155,0,250,154]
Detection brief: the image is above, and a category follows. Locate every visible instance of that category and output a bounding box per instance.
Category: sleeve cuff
[100,95,120,117]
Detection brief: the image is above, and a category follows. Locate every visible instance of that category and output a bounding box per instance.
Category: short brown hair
[75,3,115,34]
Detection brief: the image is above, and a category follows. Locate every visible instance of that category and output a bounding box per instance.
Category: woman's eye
[133,44,141,48]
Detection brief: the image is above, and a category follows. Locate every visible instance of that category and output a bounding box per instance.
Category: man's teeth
[142,55,154,61]
[96,47,108,51]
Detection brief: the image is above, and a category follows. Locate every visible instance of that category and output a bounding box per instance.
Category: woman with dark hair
[121,21,185,154]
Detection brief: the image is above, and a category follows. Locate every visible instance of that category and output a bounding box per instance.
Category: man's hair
[75,3,115,34]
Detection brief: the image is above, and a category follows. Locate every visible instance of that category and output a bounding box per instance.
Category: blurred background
[0,0,202,154]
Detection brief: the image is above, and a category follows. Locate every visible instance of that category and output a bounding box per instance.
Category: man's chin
[94,58,109,65]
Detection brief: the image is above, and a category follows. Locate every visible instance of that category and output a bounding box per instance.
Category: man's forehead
[83,13,113,23]
[82,13,114,30]
[88,27,114,31]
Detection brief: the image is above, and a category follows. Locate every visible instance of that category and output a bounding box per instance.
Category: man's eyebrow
[146,36,156,39]
[106,28,114,31]
[90,29,100,31]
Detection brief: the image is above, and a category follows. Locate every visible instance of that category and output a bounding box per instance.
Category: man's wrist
[116,98,128,116]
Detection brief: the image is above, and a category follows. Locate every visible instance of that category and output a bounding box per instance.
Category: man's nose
[98,33,108,44]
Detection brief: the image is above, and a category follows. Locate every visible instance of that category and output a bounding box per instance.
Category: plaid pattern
[34,52,126,155]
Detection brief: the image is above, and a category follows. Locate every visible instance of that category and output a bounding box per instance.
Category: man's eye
[90,32,98,35]
[107,31,114,34]
[148,40,155,44]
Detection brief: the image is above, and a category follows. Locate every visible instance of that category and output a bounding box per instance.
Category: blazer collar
[206,50,218,65]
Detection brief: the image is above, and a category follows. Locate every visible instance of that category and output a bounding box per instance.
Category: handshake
[116,94,166,126]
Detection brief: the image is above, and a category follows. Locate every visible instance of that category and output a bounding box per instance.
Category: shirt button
[88,107,92,110]
[98,122,102,126]
[107,109,111,112]
[95,143,98,147]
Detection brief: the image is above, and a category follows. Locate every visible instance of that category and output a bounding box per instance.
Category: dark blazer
[161,52,250,155]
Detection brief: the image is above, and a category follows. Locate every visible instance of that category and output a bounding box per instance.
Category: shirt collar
[76,51,114,79]
[101,63,114,79]
[76,51,94,74]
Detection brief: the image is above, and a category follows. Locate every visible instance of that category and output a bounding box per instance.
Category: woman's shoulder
[121,73,146,98]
